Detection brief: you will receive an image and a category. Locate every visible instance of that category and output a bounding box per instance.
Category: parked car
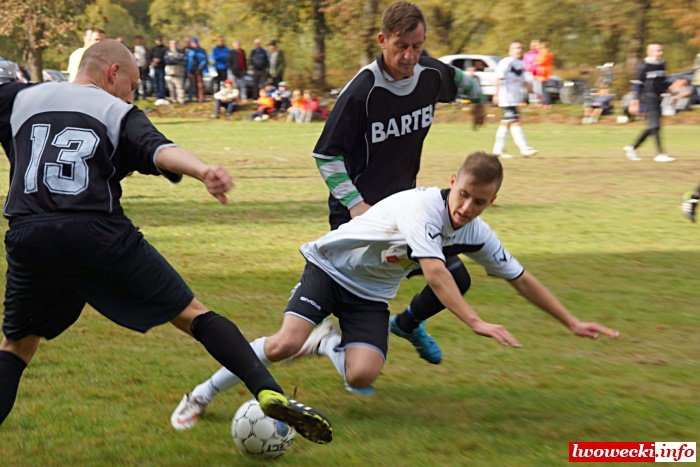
[42,69,68,82]
[438,54,501,97]
[0,57,28,84]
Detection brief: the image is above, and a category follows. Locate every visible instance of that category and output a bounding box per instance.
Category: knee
[345,368,378,389]
[263,336,302,362]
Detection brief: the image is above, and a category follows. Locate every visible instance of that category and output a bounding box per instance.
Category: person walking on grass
[169,153,620,401]
[0,39,333,445]
[623,43,675,163]
[492,41,538,159]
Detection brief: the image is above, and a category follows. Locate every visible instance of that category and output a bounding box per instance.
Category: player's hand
[349,201,372,218]
[471,321,522,348]
[628,99,640,116]
[492,94,499,106]
[202,165,233,204]
[570,320,620,340]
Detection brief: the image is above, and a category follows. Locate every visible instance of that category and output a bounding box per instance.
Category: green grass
[1,116,699,466]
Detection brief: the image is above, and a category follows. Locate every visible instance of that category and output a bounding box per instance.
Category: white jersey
[300,187,524,302]
[495,56,525,107]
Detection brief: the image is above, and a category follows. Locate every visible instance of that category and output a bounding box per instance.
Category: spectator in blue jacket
[186,38,208,103]
[212,37,229,90]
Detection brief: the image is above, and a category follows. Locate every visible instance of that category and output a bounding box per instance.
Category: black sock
[396,259,472,333]
[0,350,27,426]
[191,311,282,397]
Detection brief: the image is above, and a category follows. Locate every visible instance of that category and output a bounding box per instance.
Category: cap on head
[267,39,277,46]
[278,81,288,87]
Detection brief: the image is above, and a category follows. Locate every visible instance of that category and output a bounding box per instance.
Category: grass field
[1,116,699,466]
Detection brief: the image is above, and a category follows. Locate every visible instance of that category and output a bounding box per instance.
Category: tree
[0,0,78,82]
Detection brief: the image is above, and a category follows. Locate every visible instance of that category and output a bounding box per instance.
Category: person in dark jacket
[249,38,269,94]
[150,36,168,103]
[228,40,248,101]
[623,43,675,163]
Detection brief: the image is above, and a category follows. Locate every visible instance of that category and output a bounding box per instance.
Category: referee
[0,39,332,444]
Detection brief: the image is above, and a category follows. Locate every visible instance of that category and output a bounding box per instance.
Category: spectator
[582,86,614,124]
[186,38,207,103]
[303,90,321,123]
[664,77,693,113]
[212,37,230,90]
[267,39,286,86]
[67,28,105,82]
[287,89,306,123]
[212,79,239,119]
[164,39,187,104]
[133,35,150,101]
[151,36,168,105]
[249,39,269,94]
[228,40,248,101]
[272,81,292,112]
[249,88,275,121]
[523,40,540,104]
[534,40,554,108]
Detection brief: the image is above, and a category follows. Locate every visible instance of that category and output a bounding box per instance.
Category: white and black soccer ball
[231,399,296,458]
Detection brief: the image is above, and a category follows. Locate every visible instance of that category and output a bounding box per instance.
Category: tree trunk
[310,0,327,89]
[359,0,378,67]
[24,46,44,83]
[625,0,653,76]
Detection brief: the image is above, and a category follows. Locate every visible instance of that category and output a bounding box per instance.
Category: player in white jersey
[174,153,618,402]
[492,41,537,159]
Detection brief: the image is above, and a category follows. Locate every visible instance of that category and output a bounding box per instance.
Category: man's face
[648,44,663,61]
[509,42,523,59]
[218,38,225,46]
[378,23,425,80]
[169,40,177,49]
[447,173,499,229]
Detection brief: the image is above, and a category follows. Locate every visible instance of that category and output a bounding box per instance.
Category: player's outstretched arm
[418,258,521,348]
[509,271,620,339]
[156,146,233,204]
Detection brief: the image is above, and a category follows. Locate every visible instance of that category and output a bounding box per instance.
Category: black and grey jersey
[0,82,180,219]
[632,59,667,100]
[313,55,457,220]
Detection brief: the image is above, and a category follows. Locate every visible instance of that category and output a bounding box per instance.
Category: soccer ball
[231,399,296,458]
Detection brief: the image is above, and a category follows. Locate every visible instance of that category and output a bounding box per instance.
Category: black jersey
[0,82,180,219]
[313,55,457,226]
[633,59,667,100]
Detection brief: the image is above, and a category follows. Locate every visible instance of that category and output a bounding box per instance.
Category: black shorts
[3,213,194,341]
[643,96,661,129]
[285,261,389,358]
[501,106,520,123]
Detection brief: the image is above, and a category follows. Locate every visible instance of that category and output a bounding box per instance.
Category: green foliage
[0,118,698,464]
[80,0,147,42]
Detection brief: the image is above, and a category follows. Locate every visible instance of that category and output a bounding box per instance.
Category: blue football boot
[390,316,442,364]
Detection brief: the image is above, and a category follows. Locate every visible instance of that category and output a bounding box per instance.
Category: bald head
[75,39,139,103]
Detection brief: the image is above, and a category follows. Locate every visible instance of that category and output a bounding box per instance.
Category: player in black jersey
[682,186,699,222]
[623,43,675,163]
[0,40,333,444]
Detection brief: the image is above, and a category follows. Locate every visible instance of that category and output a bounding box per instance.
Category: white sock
[510,125,529,151]
[493,124,508,154]
[192,337,271,403]
[317,333,345,380]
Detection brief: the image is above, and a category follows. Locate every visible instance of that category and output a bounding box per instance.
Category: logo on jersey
[425,223,442,241]
[371,104,433,143]
[492,246,512,264]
